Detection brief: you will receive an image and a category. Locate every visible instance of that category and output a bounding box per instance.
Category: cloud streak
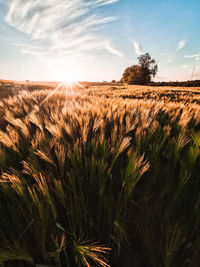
[105,41,123,57]
[132,40,143,56]
[12,43,47,56]
[2,0,122,58]
[176,39,187,51]
[184,53,200,61]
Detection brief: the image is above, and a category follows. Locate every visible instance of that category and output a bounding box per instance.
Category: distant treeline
[149,79,200,87]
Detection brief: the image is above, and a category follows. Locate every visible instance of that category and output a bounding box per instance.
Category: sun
[56,70,85,95]
[38,68,85,108]
[58,71,78,85]
[61,79,76,87]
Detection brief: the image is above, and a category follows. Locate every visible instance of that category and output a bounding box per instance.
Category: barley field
[0,84,200,267]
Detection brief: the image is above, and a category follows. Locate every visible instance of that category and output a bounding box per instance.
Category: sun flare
[58,71,78,85]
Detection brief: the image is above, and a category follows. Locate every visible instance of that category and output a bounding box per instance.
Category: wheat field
[0,84,200,267]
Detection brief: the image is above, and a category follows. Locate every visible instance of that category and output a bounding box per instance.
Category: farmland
[0,83,200,266]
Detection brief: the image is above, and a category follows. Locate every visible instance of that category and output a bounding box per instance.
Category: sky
[0,0,200,82]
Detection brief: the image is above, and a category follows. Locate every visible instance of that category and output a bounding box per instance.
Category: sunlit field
[0,83,200,267]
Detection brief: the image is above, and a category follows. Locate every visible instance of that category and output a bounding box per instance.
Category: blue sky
[0,0,200,82]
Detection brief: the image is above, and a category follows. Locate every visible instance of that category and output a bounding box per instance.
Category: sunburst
[39,79,84,108]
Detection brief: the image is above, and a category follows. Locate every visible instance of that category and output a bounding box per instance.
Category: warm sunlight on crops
[0,84,200,267]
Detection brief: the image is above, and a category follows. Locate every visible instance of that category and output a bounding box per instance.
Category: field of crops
[0,84,200,267]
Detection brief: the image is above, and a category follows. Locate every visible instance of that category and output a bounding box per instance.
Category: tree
[122,53,158,85]
[138,53,158,83]
[122,65,146,85]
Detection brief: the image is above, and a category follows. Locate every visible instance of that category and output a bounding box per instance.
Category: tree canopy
[122,53,158,85]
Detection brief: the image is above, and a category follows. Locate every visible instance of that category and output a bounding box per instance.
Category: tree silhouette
[122,65,146,85]
[138,53,158,83]
[122,53,158,85]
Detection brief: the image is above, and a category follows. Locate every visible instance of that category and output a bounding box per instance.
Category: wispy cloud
[132,40,143,56]
[2,0,122,58]
[184,53,200,61]
[12,43,47,56]
[176,39,187,51]
[95,0,119,5]
[105,41,123,57]
[159,39,187,65]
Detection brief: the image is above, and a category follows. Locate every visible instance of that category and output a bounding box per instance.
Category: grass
[0,85,200,266]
